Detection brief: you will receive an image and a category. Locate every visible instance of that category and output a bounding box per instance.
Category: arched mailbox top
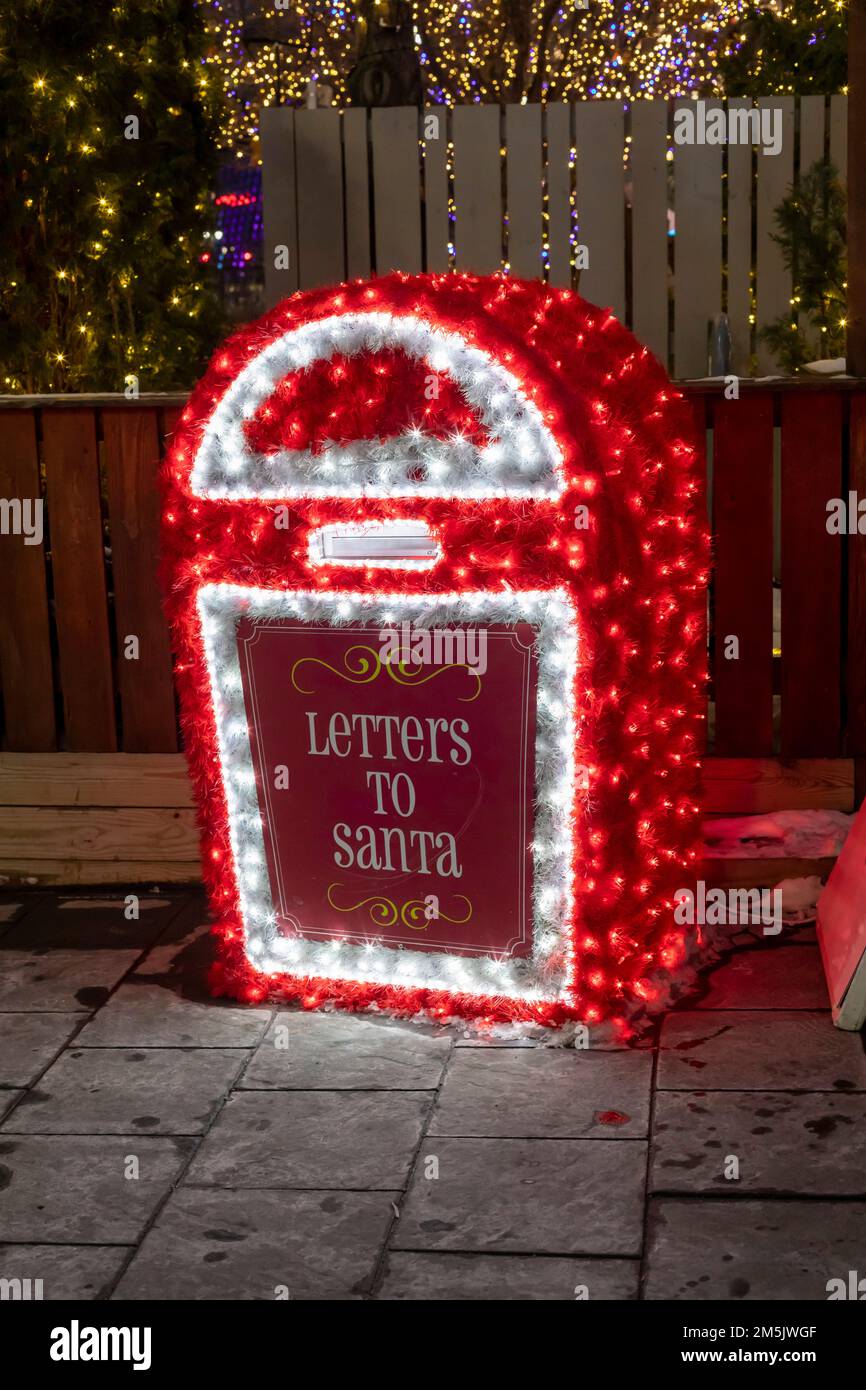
[189,310,565,500]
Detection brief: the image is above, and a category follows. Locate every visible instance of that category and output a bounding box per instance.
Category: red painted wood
[711,394,775,755]
[688,392,709,754]
[41,410,117,751]
[103,409,178,752]
[848,394,866,781]
[780,392,843,755]
[0,412,56,750]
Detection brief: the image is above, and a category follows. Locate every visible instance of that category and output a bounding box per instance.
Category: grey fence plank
[505,103,542,279]
[630,98,669,364]
[674,100,723,377]
[452,104,502,273]
[261,106,298,308]
[798,95,827,354]
[756,96,795,373]
[371,107,422,275]
[830,93,847,183]
[799,94,826,173]
[261,97,831,377]
[295,108,345,289]
[574,100,625,320]
[727,100,753,376]
[422,106,451,272]
[343,108,371,279]
[545,102,572,288]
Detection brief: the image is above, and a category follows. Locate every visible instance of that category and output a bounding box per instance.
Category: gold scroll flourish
[291,644,382,694]
[400,895,473,931]
[290,643,481,702]
[383,659,481,704]
[327,884,473,933]
[326,883,397,928]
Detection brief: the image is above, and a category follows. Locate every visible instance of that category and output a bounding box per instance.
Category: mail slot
[309,520,440,566]
[161,272,708,1034]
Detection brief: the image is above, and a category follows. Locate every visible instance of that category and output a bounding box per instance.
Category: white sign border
[197,582,579,1004]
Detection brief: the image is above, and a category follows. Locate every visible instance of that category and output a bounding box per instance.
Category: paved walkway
[0,891,864,1301]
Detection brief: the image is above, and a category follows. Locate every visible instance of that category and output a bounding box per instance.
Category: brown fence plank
[780,392,843,755]
[702,855,837,889]
[712,394,775,755]
[41,410,116,751]
[0,411,56,750]
[0,805,197,860]
[0,858,201,886]
[0,751,192,807]
[702,756,853,814]
[103,409,178,753]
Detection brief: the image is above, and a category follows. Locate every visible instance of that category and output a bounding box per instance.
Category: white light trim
[197,583,579,1004]
[190,312,565,499]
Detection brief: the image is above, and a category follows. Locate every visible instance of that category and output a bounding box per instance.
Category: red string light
[161,271,708,1035]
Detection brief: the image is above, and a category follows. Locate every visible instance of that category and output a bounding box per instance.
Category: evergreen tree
[761,160,847,372]
[0,0,223,393]
[720,0,847,96]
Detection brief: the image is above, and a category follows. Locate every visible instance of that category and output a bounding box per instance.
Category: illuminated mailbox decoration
[162,273,707,1034]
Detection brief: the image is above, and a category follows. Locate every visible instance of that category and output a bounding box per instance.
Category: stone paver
[0,890,861,1301]
[429,1047,652,1138]
[644,1198,866,1301]
[5,1047,247,1135]
[239,1010,452,1090]
[114,1186,396,1301]
[0,893,186,951]
[0,950,140,1011]
[657,1011,866,1091]
[75,982,271,1049]
[0,1012,83,1086]
[697,945,829,1010]
[132,913,212,980]
[376,1251,640,1300]
[0,1134,194,1242]
[0,1244,131,1300]
[187,1089,431,1189]
[0,1092,23,1122]
[393,1138,647,1255]
[651,1090,866,1196]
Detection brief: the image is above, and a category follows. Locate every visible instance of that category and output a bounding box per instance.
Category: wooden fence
[0,384,863,882]
[261,96,848,379]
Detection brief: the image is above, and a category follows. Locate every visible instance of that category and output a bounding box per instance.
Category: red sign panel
[237,618,537,958]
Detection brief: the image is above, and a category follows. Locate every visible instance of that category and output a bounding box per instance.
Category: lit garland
[0,0,221,393]
[204,1,771,159]
[162,271,708,1033]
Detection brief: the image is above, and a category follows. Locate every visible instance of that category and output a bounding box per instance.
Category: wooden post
[848,1,866,374]
[850,10,866,802]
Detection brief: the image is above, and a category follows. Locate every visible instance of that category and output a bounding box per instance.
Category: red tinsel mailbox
[162,273,707,1034]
